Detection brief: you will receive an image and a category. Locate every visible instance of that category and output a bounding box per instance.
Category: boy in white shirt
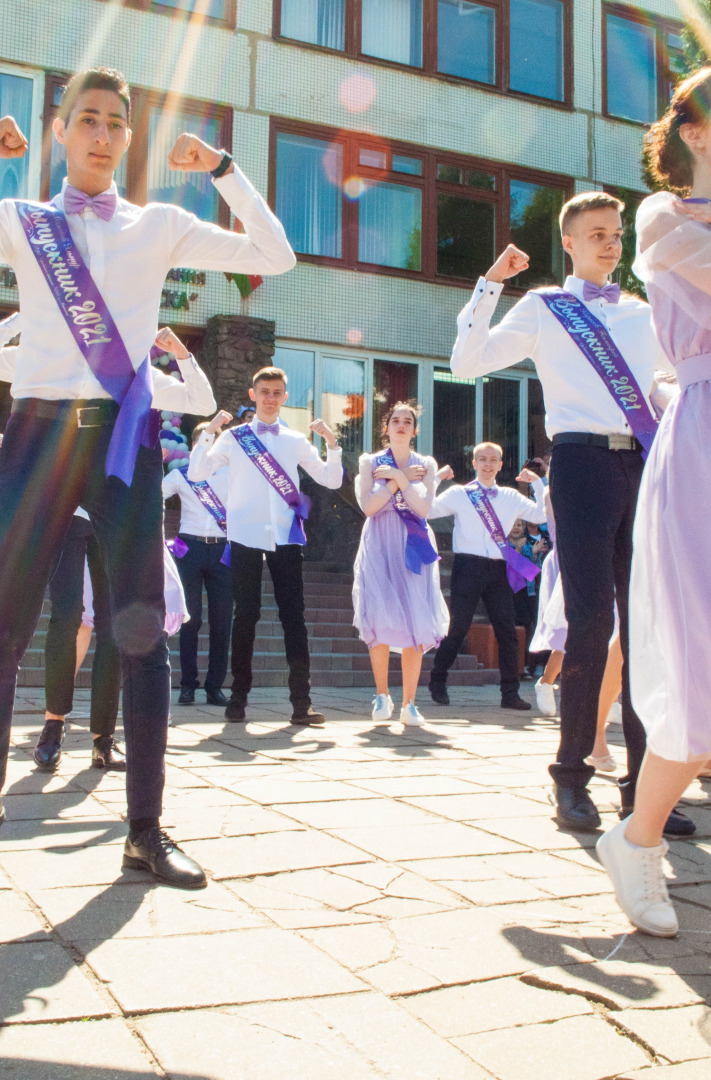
[189,367,342,725]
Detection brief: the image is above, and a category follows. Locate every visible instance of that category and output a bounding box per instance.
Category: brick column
[201,314,276,415]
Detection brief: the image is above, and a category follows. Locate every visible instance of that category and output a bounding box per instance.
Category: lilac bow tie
[582,280,621,305]
[256,421,280,436]
[63,185,117,222]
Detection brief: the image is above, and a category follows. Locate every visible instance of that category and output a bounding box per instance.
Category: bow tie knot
[256,421,280,436]
[64,185,117,222]
[582,280,621,305]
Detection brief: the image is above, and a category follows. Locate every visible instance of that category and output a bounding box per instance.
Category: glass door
[372,359,419,450]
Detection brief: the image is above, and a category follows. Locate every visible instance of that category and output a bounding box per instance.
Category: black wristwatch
[210,150,233,179]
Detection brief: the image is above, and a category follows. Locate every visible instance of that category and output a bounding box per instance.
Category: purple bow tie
[582,280,621,305]
[469,482,497,497]
[256,421,280,436]
[63,185,117,222]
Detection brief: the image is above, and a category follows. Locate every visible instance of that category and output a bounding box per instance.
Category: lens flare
[344,176,368,201]
[339,74,377,113]
[346,328,363,345]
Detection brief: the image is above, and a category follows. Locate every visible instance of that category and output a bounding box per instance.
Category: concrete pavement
[2,684,711,1079]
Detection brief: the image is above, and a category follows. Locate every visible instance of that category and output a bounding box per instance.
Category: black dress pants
[45,514,121,734]
[176,536,233,693]
[0,402,168,820]
[230,542,310,708]
[549,443,646,791]
[430,554,520,699]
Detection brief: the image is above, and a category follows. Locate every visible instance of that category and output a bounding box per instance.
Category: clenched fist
[0,116,28,160]
[167,133,227,173]
[486,244,530,284]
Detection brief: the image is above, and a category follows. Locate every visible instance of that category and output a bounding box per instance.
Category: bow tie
[63,185,117,222]
[256,422,280,436]
[469,482,497,497]
[582,280,621,305]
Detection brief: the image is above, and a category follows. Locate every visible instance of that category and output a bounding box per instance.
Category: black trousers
[549,443,646,791]
[230,542,310,708]
[45,514,121,734]
[430,553,520,699]
[0,402,169,820]
[176,536,233,693]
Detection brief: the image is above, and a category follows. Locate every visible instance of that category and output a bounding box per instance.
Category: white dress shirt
[162,464,229,538]
[429,478,546,558]
[188,421,343,550]
[451,276,671,439]
[0,167,295,402]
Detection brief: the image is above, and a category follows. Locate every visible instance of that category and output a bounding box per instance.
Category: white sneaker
[400,701,425,727]
[371,693,394,721]
[535,678,557,716]
[597,817,678,937]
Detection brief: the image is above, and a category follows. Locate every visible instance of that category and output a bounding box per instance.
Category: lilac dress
[631,192,711,760]
[352,452,449,651]
[530,489,568,653]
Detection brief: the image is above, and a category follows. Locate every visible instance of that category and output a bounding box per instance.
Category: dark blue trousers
[176,536,233,693]
[0,401,168,819]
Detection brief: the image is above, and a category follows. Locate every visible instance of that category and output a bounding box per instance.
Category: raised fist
[167,133,224,173]
[486,244,530,284]
[0,116,28,159]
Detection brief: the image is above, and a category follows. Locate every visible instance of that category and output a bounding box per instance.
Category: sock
[129,817,159,839]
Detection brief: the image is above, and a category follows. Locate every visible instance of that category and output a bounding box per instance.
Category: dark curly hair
[643,66,711,195]
[380,400,421,446]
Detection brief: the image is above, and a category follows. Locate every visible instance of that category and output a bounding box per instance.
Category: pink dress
[631,192,711,760]
[530,488,568,653]
[352,452,449,651]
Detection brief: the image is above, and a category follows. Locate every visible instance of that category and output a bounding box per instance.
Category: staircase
[18,555,499,690]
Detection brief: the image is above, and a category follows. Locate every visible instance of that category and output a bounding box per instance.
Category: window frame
[0,63,44,201]
[95,0,237,31]
[41,74,233,227]
[602,2,685,126]
[269,117,573,291]
[273,0,574,109]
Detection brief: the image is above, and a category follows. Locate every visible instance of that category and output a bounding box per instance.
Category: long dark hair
[380,400,421,447]
[644,66,711,194]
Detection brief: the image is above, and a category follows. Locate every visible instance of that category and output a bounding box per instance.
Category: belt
[552,432,641,452]
[179,533,226,545]
[11,397,120,428]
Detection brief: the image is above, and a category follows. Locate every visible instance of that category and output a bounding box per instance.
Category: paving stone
[453,1014,648,1080]
[188,830,372,879]
[347,775,484,797]
[0,939,116,1023]
[0,890,46,942]
[161,803,303,842]
[401,975,593,1037]
[0,791,114,821]
[616,1004,711,1062]
[0,818,127,852]
[525,960,711,1010]
[618,1062,711,1079]
[273,797,440,829]
[328,822,524,861]
[403,792,553,820]
[0,843,142,891]
[82,927,364,1011]
[0,1018,156,1079]
[203,777,377,803]
[138,993,489,1079]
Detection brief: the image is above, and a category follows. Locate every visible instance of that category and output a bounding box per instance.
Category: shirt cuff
[199,431,215,446]
[326,445,343,457]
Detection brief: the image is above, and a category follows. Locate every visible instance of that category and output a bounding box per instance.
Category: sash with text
[231,424,310,545]
[375,448,439,576]
[464,481,540,593]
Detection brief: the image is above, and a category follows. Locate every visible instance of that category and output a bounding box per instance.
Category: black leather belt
[552,432,641,452]
[11,398,119,428]
[179,533,226,545]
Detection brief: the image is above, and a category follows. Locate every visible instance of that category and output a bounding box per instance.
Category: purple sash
[536,288,658,457]
[15,200,159,486]
[376,449,439,576]
[465,481,540,593]
[176,466,231,566]
[231,424,310,545]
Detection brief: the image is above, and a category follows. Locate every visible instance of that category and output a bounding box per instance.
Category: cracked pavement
[2,685,711,1079]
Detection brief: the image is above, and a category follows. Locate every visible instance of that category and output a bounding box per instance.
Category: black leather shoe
[178,687,195,706]
[205,689,228,706]
[225,698,246,722]
[122,827,207,889]
[33,720,64,771]
[429,684,450,706]
[291,706,325,726]
[501,695,532,711]
[551,785,601,831]
[619,804,696,837]
[91,735,127,771]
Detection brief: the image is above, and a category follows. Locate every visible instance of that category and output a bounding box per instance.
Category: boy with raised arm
[0,67,295,886]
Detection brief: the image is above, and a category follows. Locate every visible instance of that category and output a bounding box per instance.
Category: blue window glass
[272,347,315,437]
[280,0,345,50]
[275,133,343,258]
[0,72,33,200]
[437,0,496,85]
[509,179,565,288]
[606,14,657,123]
[358,181,422,270]
[361,0,423,68]
[147,106,220,219]
[509,0,564,101]
[321,356,366,458]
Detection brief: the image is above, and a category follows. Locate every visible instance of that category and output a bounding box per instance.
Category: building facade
[0,0,685,494]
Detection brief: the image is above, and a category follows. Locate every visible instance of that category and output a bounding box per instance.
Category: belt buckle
[608,434,632,451]
[77,405,101,428]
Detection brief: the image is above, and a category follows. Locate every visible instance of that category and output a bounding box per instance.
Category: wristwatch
[210,151,233,179]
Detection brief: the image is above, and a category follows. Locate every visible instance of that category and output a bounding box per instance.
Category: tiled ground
[2,684,711,1079]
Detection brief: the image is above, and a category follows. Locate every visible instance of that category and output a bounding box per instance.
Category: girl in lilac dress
[598,67,711,938]
[353,402,449,727]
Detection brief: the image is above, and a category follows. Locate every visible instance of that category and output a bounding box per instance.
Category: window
[272,120,571,287]
[96,0,236,29]
[0,67,41,200]
[275,0,571,104]
[272,347,315,435]
[42,76,232,225]
[604,5,687,124]
[321,356,366,465]
[433,367,478,481]
[483,375,520,482]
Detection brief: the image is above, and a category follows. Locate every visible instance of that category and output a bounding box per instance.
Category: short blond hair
[473,441,503,460]
[559,192,624,237]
